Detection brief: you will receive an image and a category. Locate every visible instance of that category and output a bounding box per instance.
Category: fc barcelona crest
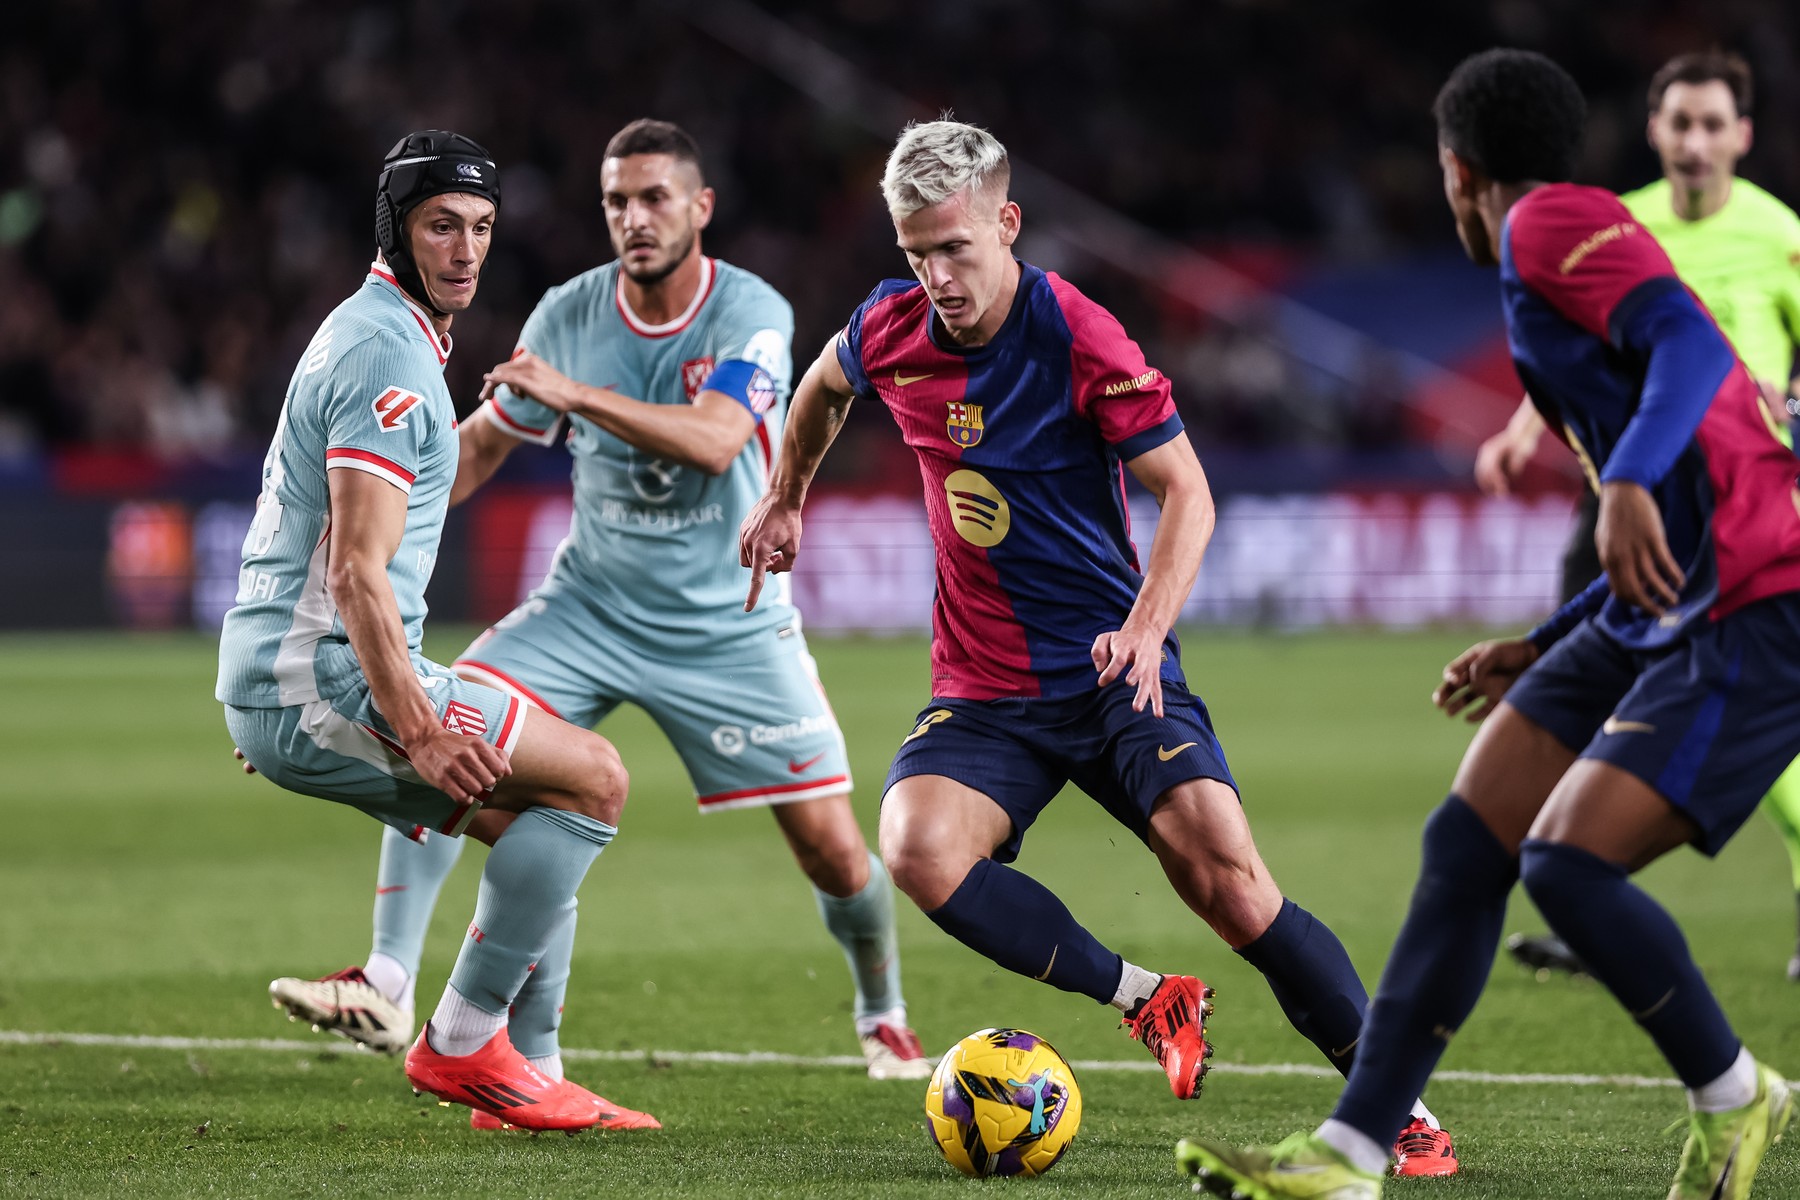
[946,401,984,448]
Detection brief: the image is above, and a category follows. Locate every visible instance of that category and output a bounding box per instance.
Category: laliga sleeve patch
[372,386,424,431]
[738,328,788,374]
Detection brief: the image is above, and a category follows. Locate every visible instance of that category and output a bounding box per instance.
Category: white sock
[855,1004,908,1038]
[425,986,506,1057]
[363,952,414,1010]
[1689,1046,1759,1114]
[528,1054,563,1082]
[1317,1118,1389,1176]
[1409,1099,1439,1130]
[1110,962,1163,1015]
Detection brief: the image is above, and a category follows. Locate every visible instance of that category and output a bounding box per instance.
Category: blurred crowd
[2,0,1795,468]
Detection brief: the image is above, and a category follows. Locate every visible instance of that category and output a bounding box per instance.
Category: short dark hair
[1647,50,1753,117]
[1433,49,1587,185]
[604,119,703,177]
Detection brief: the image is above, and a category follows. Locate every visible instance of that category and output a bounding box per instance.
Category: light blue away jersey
[480,256,797,654]
[217,266,460,707]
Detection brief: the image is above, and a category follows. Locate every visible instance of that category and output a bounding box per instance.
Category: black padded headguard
[375,131,501,316]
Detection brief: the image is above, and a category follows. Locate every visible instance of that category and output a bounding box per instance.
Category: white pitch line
[0,1029,1679,1088]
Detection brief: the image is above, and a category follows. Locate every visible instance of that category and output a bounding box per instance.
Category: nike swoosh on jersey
[893,371,932,387]
[1034,946,1058,981]
[1602,716,1657,735]
[1157,742,1197,761]
[788,751,827,774]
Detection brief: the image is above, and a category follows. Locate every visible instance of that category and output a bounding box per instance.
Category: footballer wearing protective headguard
[220,132,646,1133]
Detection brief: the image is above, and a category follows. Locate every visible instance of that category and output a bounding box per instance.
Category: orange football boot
[469,1079,661,1131]
[1122,974,1215,1099]
[1393,1117,1459,1177]
[404,1027,605,1132]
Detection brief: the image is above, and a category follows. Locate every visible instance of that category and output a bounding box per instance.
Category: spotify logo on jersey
[944,469,1010,547]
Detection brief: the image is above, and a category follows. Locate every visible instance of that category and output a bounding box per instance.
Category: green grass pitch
[3,628,1796,1198]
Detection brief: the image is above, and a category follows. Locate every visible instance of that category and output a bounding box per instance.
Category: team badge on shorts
[443,700,488,737]
[946,401,984,447]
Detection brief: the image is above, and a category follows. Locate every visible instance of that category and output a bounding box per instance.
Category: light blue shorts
[456,584,851,813]
[224,656,529,841]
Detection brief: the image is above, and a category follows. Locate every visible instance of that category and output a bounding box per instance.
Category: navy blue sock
[925,858,1122,1003]
[1235,898,1369,1078]
[1519,839,1740,1089]
[1332,796,1518,1145]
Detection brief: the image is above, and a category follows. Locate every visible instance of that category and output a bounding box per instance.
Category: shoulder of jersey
[1515,181,1628,228]
[1036,267,1106,329]
[863,277,925,309]
[710,259,793,316]
[535,262,619,316]
[1726,178,1800,236]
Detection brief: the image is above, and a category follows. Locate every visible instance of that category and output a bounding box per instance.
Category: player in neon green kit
[1483,50,1800,981]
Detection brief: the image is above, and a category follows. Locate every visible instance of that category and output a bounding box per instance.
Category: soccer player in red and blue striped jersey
[740,119,1451,1163]
[1179,50,1800,1199]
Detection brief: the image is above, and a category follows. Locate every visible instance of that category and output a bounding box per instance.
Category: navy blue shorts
[882,679,1239,863]
[1506,592,1800,855]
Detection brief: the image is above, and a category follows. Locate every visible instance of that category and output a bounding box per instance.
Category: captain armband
[699,359,779,420]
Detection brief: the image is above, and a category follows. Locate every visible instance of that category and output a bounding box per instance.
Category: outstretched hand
[739,493,803,611]
[233,747,256,775]
[1092,624,1167,717]
[1433,637,1539,723]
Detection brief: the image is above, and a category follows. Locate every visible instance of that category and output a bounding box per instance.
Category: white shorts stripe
[298,699,425,784]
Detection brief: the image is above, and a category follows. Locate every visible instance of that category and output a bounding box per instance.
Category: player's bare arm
[1432,637,1539,722]
[449,409,518,506]
[739,338,856,611]
[326,466,510,804]
[484,350,754,475]
[1473,395,1547,496]
[1595,479,1685,614]
[1092,435,1214,718]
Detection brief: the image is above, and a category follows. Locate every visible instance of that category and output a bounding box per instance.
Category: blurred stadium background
[10,0,1797,637]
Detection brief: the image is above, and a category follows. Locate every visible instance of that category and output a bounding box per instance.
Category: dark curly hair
[1433,49,1587,184]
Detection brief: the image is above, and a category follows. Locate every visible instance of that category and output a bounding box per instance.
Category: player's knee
[802,830,871,896]
[1419,795,1520,897]
[1518,838,1615,915]
[568,736,628,825]
[881,835,965,910]
[1175,844,1266,924]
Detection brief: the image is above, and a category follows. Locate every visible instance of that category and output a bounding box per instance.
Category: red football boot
[469,1078,661,1131]
[404,1027,605,1132]
[1122,974,1215,1099]
[1393,1117,1459,1177]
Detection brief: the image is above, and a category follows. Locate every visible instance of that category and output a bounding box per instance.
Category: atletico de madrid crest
[946,401,984,447]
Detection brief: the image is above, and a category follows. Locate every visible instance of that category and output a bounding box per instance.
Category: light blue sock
[371,825,464,977]
[445,807,614,1016]
[509,903,576,1061]
[815,851,906,1023]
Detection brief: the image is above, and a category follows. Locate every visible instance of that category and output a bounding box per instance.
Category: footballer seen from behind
[1178,50,1800,1200]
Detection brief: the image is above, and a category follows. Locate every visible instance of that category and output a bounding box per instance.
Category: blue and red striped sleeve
[1047,274,1182,459]
[1510,186,1738,488]
[835,280,917,400]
